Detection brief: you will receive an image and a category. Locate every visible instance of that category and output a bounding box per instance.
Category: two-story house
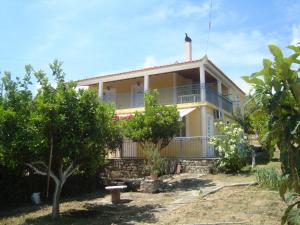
[78,34,245,160]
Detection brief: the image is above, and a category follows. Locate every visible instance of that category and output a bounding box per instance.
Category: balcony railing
[103,84,233,113]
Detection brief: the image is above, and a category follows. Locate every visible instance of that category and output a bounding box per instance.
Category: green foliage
[234,100,254,135]
[243,44,300,225]
[235,96,275,155]
[280,174,300,225]
[0,67,34,169]
[0,60,121,218]
[30,60,121,174]
[144,143,165,175]
[255,168,282,190]
[209,121,250,173]
[124,90,182,150]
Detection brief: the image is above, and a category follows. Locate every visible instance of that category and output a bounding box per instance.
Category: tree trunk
[52,180,62,219]
[251,147,256,170]
[26,161,78,220]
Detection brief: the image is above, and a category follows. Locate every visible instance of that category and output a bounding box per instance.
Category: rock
[140,179,162,193]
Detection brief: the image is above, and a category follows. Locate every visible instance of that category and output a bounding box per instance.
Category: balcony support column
[200,106,207,157]
[199,64,206,101]
[98,81,103,99]
[217,80,223,119]
[144,75,149,92]
[173,73,177,104]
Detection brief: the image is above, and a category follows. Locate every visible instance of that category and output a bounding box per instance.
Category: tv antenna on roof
[205,0,213,55]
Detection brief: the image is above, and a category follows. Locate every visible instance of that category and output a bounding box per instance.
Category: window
[213,109,220,119]
[213,109,224,120]
[177,116,186,137]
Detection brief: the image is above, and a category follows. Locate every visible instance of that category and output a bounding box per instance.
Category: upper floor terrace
[78,57,245,115]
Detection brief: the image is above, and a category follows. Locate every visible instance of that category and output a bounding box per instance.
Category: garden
[0,44,299,225]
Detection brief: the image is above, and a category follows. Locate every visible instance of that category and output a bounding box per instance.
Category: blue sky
[1,0,300,92]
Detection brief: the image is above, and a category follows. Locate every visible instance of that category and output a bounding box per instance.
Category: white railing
[107,136,217,159]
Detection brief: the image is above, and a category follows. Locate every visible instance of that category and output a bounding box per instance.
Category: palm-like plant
[243,44,300,224]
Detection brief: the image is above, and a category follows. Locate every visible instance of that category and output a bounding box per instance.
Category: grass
[0,185,283,225]
[0,161,284,225]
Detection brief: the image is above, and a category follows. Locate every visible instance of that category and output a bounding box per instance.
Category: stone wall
[180,159,217,174]
[106,158,217,178]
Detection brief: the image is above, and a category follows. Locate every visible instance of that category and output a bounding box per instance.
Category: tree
[0,66,34,169]
[27,60,121,219]
[0,60,121,219]
[236,96,275,169]
[124,90,182,150]
[243,44,300,224]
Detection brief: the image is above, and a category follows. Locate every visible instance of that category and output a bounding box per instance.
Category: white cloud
[142,0,218,23]
[143,55,157,68]
[232,78,252,94]
[178,1,211,17]
[291,24,300,45]
[205,30,275,67]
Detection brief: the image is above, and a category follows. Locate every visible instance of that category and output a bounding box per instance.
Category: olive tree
[243,45,300,224]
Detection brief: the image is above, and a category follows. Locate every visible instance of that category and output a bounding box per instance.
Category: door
[206,113,215,157]
[132,83,144,107]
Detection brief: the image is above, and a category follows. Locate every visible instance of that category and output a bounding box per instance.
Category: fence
[107,136,217,159]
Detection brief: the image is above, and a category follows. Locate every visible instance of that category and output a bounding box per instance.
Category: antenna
[205,0,213,55]
[0,71,2,98]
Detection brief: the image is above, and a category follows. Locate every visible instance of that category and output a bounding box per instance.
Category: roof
[77,57,245,95]
[77,58,203,82]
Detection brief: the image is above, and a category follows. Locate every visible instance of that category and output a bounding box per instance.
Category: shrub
[255,167,282,190]
[209,121,250,173]
[144,143,165,176]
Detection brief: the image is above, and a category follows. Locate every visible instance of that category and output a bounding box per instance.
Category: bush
[144,143,165,176]
[255,167,281,190]
[209,121,250,173]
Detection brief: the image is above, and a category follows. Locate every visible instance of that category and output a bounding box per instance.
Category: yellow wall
[102,78,144,109]
[149,73,192,104]
[89,84,98,92]
[104,77,144,94]
[149,73,173,89]
[149,73,173,104]
[186,108,201,136]
[224,114,234,123]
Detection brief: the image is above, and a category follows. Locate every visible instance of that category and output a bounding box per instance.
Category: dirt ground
[0,173,285,225]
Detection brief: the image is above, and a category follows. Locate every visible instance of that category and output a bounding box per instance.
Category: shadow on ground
[22,202,160,225]
[0,191,107,219]
[161,177,215,192]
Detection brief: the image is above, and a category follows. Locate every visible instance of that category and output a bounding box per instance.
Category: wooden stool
[105,185,127,203]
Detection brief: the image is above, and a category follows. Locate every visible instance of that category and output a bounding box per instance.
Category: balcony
[103,84,233,113]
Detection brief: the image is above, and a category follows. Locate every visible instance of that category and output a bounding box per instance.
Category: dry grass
[159,186,284,225]
[0,171,285,225]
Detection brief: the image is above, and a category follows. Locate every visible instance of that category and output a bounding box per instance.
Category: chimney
[184,33,192,61]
